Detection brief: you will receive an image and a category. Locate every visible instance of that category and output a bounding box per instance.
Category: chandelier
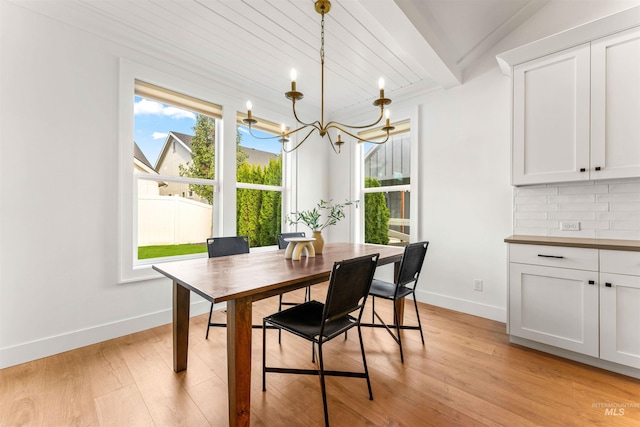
[242,0,394,154]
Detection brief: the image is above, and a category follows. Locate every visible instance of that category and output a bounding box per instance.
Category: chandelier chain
[320,12,325,65]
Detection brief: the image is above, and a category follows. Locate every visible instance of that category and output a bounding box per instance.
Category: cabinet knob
[580,168,587,172]
[605,282,612,287]
[595,166,601,171]
[588,280,596,285]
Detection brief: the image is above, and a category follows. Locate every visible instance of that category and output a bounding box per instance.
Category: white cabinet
[508,243,640,372]
[591,28,640,180]
[511,27,640,185]
[509,245,599,356]
[599,250,640,368]
[513,45,591,185]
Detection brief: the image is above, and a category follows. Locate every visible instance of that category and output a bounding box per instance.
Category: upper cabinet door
[512,44,591,186]
[591,27,640,180]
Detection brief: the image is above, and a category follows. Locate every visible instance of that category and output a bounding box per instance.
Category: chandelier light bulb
[290,69,297,82]
[281,123,286,133]
[385,109,390,126]
[246,100,252,112]
[378,78,385,90]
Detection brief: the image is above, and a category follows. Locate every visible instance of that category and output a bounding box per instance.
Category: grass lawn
[138,243,207,259]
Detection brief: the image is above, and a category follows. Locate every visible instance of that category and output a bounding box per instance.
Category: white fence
[138,195,212,246]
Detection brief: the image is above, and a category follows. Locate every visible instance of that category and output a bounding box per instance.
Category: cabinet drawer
[601,250,640,276]
[509,244,598,271]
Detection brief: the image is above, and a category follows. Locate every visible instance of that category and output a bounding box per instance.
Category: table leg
[173,281,190,372]
[227,297,253,427]
[393,261,405,326]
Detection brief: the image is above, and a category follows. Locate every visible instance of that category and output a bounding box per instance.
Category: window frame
[355,106,420,246]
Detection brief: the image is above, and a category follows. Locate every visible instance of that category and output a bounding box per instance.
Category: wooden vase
[312,231,324,254]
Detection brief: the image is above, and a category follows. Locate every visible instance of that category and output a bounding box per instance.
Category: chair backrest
[277,232,306,249]
[206,236,250,258]
[322,254,379,326]
[396,241,429,286]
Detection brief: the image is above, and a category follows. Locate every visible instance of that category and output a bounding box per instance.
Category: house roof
[242,147,279,166]
[134,142,155,171]
[154,130,278,170]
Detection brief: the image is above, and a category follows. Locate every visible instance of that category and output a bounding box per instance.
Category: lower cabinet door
[600,273,640,368]
[509,263,599,356]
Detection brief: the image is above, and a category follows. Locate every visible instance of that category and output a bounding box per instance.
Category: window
[236,114,284,247]
[361,120,411,246]
[134,80,221,262]
[120,61,293,282]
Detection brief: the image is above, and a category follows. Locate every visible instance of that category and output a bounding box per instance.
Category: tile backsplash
[513,178,640,240]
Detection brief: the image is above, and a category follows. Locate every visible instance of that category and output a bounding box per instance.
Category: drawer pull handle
[537,254,564,259]
[605,282,612,287]
[580,168,587,172]
[588,280,596,285]
[595,166,601,171]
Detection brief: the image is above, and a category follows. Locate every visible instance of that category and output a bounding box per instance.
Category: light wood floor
[1,286,639,426]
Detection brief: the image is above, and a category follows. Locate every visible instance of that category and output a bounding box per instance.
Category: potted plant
[286,199,354,254]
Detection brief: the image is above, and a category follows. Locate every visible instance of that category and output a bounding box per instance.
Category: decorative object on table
[241,0,395,154]
[283,237,316,261]
[286,199,354,254]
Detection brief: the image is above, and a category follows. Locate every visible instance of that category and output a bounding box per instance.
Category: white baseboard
[415,289,506,323]
[0,300,212,369]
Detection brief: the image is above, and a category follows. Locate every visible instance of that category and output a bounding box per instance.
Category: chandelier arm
[281,123,319,138]
[246,126,283,140]
[325,131,340,155]
[328,125,391,144]
[281,128,317,153]
[290,100,322,129]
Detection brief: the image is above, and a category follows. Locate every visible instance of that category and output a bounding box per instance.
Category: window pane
[236,125,282,186]
[236,189,282,247]
[137,178,213,259]
[363,132,410,186]
[364,190,410,247]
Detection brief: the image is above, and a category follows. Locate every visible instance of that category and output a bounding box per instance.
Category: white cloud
[134,98,196,120]
[238,127,249,134]
[152,132,168,140]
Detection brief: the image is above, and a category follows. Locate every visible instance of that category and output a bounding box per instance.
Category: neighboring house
[154,131,197,201]
[152,131,279,202]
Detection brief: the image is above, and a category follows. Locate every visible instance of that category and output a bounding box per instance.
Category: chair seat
[369,279,413,300]
[265,300,356,341]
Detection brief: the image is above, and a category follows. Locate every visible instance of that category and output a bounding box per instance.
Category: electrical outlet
[474,279,483,292]
[561,221,580,231]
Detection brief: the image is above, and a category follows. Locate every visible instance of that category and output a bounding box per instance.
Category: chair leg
[317,342,330,427]
[277,295,283,343]
[357,325,373,400]
[262,320,268,392]
[413,295,425,344]
[206,303,214,339]
[371,296,376,323]
[393,302,405,363]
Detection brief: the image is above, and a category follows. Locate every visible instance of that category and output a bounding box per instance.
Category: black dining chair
[364,241,429,363]
[262,253,379,427]
[205,235,250,339]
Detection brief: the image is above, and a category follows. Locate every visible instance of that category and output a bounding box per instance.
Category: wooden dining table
[153,242,405,427]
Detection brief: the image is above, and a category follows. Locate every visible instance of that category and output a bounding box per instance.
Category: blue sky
[134,96,281,166]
